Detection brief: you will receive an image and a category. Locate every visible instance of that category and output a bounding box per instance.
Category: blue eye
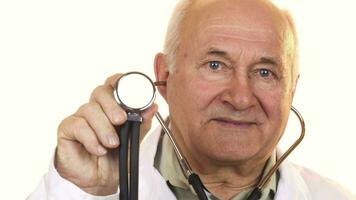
[259,69,270,77]
[208,61,221,70]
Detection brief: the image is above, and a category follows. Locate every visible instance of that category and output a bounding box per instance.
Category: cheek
[190,79,223,109]
[166,69,225,137]
[170,69,222,112]
[256,85,292,134]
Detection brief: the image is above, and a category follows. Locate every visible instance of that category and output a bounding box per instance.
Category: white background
[0,0,355,199]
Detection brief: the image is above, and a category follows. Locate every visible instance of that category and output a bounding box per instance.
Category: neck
[199,164,265,200]
[192,156,268,199]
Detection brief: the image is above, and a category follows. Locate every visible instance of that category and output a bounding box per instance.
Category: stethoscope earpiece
[153,80,167,86]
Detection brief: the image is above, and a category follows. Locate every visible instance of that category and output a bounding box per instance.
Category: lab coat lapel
[274,155,312,200]
[139,126,177,199]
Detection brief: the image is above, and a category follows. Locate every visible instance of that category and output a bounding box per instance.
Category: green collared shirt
[154,134,279,200]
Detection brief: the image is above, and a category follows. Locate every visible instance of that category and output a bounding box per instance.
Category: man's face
[164,0,295,166]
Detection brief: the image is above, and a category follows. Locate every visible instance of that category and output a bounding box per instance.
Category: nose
[220,75,256,111]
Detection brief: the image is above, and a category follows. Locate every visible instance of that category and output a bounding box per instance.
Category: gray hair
[281,10,299,83]
[163,0,193,72]
[163,0,299,81]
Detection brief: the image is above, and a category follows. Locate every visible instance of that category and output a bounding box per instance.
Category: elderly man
[28,0,355,199]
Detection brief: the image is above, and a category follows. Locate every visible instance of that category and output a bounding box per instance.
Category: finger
[75,102,119,148]
[90,85,127,125]
[104,73,123,89]
[58,115,107,156]
[140,103,158,141]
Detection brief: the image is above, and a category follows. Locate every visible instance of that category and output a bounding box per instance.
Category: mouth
[212,118,258,129]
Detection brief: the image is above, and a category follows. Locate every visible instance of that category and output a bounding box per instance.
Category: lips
[212,117,258,128]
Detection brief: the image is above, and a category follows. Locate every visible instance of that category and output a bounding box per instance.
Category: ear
[154,53,170,101]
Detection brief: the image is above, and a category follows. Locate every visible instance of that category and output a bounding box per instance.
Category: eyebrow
[205,47,282,68]
[259,57,278,66]
[206,47,232,61]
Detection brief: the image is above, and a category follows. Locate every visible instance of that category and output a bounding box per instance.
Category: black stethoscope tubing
[116,113,142,200]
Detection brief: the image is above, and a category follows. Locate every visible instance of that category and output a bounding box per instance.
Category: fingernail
[97,145,107,155]
[107,134,119,146]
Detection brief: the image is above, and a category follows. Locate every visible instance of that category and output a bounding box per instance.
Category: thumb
[139,103,158,142]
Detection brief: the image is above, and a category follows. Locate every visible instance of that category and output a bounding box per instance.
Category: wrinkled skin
[154,0,297,198]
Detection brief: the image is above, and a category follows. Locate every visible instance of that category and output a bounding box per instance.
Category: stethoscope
[114,71,306,200]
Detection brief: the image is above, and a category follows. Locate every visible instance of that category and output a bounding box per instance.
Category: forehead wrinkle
[205,31,269,43]
[198,17,279,43]
[206,24,273,34]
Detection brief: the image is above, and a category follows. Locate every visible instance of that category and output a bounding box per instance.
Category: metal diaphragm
[114,72,156,112]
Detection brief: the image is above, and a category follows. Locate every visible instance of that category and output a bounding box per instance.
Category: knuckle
[57,115,88,140]
[90,85,106,101]
[71,117,88,136]
[77,103,89,114]
[58,116,69,130]
[57,117,70,137]
[77,102,99,116]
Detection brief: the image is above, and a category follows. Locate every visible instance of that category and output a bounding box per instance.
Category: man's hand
[55,73,158,195]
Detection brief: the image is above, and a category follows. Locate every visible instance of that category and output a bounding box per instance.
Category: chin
[193,133,261,164]
[203,152,258,166]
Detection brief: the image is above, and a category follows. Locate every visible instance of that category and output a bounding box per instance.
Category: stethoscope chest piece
[114,71,156,113]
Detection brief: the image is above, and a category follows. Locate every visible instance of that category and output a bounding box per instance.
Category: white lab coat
[28,126,355,200]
